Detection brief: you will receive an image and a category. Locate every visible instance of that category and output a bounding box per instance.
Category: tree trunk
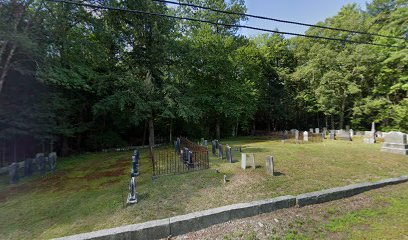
[331,115,335,130]
[148,117,155,160]
[142,120,147,146]
[169,122,173,143]
[339,97,346,129]
[216,119,220,139]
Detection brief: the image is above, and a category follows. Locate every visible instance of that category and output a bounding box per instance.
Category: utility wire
[154,0,406,41]
[45,0,404,49]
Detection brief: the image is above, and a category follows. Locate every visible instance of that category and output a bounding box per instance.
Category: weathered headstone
[24,158,33,176]
[337,130,352,141]
[309,128,314,133]
[218,143,223,160]
[188,150,193,166]
[294,130,300,144]
[204,140,208,147]
[376,131,383,138]
[127,172,138,204]
[226,145,232,163]
[266,156,274,175]
[241,153,247,170]
[329,130,336,140]
[350,129,354,137]
[48,152,57,172]
[215,140,219,149]
[315,128,320,134]
[9,162,19,184]
[132,150,139,176]
[36,153,46,174]
[381,132,408,155]
[249,153,255,169]
[303,131,309,142]
[363,131,376,144]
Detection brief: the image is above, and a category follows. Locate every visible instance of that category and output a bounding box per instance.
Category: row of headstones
[8,152,57,184]
[241,153,274,175]
[211,140,242,163]
[127,150,140,205]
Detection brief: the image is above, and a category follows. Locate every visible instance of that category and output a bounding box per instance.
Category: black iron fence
[152,137,209,177]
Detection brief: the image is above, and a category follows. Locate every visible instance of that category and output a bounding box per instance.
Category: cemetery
[1,0,408,239]
[1,132,408,239]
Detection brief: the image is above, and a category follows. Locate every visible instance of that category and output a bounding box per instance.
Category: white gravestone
[241,153,247,170]
[303,131,309,142]
[381,132,408,155]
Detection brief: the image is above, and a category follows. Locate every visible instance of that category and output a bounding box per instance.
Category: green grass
[0,136,407,239]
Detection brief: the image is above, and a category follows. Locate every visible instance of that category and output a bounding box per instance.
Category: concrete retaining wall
[56,176,408,240]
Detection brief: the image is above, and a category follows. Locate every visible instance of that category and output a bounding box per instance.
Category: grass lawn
[0,136,407,239]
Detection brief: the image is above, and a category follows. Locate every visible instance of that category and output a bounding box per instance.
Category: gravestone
[188,150,193,166]
[266,156,274,175]
[303,131,309,142]
[48,152,57,172]
[226,145,232,163]
[24,158,33,176]
[290,129,297,135]
[211,140,216,156]
[329,130,336,140]
[309,128,313,133]
[218,144,223,160]
[9,162,19,184]
[215,140,219,149]
[350,129,354,137]
[294,130,300,144]
[376,131,383,138]
[241,153,247,170]
[363,131,376,144]
[127,172,138,204]
[204,140,208,147]
[132,150,139,176]
[315,128,320,134]
[36,153,46,174]
[381,132,408,155]
[337,130,352,141]
[249,154,255,169]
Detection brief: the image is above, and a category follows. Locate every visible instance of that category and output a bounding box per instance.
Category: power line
[154,0,406,41]
[44,0,404,49]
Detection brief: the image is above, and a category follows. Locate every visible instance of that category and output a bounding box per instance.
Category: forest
[0,0,407,161]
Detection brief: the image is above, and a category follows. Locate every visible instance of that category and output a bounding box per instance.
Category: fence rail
[152,137,209,177]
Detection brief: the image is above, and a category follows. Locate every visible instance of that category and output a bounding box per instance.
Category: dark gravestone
[132,150,139,175]
[48,152,57,172]
[215,140,219,149]
[330,130,336,140]
[36,153,46,174]
[188,150,193,167]
[9,162,19,184]
[218,143,223,160]
[24,158,33,176]
[212,140,216,156]
[127,172,138,204]
[226,146,232,163]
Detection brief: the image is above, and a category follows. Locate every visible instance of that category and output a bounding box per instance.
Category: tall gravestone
[294,130,300,144]
[218,144,223,160]
[381,132,408,155]
[226,145,232,163]
[132,150,139,176]
[212,140,216,156]
[48,152,57,172]
[9,162,19,184]
[266,156,274,175]
[241,153,247,170]
[329,130,336,140]
[249,154,255,169]
[24,158,33,176]
[36,153,46,174]
[303,131,309,142]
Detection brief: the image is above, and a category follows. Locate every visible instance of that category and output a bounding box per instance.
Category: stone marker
[381,132,408,155]
[329,130,336,140]
[350,129,354,138]
[249,154,255,169]
[48,152,57,172]
[303,131,308,142]
[127,172,138,204]
[24,158,33,176]
[315,128,320,134]
[363,131,376,144]
[132,150,139,176]
[266,156,274,175]
[226,145,232,163]
[9,162,19,184]
[337,130,352,141]
[223,175,227,184]
[204,140,208,147]
[36,153,46,174]
[309,128,313,133]
[241,153,247,170]
[218,144,223,160]
[211,140,216,156]
[295,130,300,144]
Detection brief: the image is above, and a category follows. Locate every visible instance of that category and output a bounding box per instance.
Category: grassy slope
[0,137,407,239]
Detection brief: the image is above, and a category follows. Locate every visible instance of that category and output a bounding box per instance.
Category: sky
[240,0,370,37]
